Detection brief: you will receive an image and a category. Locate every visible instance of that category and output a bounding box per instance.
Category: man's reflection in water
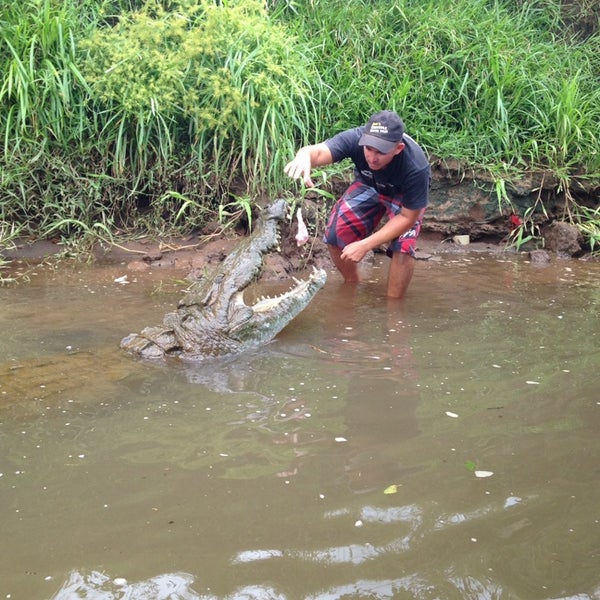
[178,274,421,488]
[315,280,421,493]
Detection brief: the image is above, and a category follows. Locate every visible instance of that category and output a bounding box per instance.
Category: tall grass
[0,0,90,149]
[1,0,323,244]
[275,0,600,249]
[281,0,600,176]
[79,0,323,191]
[0,0,598,252]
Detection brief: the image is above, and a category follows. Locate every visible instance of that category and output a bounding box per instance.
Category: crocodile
[120,199,327,360]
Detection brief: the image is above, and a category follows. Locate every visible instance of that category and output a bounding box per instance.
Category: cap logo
[369,122,389,136]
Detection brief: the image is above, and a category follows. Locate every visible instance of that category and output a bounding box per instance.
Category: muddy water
[0,253,599,600]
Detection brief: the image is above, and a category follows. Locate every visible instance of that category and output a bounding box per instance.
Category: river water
[1,251,599,600]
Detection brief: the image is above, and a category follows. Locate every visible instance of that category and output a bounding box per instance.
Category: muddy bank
[3,221,593,287]
[3,166,597,279]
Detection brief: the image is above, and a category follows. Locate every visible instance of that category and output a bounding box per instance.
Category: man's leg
[385,207,425,298]
[387,252,415,298]
[328,245,360,282]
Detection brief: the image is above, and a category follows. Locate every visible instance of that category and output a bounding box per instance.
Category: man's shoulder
[401,134,430,172]
[324,126,363,162]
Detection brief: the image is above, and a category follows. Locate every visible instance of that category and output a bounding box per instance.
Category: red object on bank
[509,213,522,230]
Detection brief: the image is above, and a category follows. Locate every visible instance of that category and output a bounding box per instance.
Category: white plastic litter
[295,207,309,246]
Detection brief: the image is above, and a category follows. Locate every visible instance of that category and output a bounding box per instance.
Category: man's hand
[341,240,370,263]
[284,144,333,188]
[284,149,315,187]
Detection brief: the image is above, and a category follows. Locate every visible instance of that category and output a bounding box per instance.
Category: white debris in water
[492,364,501,368]
[113,578,127,586]
[474,470,494,478]
[335,437,347,443]
[113,275,129,284]
[233,549,284,563]
[354,520,363,527]
[445,411,459,418]
[504,496,522,508]
[526,380,540,385]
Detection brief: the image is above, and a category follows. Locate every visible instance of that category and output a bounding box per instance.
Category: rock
[528,249,551,264]
[142,250,163,262]
[127,260,151,271]
[544,221,582,256]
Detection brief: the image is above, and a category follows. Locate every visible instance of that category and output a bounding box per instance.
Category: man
[284,110,431,298]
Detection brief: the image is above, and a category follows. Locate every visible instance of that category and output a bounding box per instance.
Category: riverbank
[3,221,596,288]
[3,159,598,284]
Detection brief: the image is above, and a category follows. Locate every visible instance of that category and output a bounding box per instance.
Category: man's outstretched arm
[284,143,333,187]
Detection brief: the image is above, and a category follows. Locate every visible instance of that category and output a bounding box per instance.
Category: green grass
[284,0,600,174]
[0,0,598,256]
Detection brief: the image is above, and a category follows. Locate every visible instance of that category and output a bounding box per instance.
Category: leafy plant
[505,205,545,251]
[571,203,600,254]
[218,195,254,230]
[79,0,323,192]
[0,221,22,284]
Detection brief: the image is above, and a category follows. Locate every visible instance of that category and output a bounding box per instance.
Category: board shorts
[323,181,426,257]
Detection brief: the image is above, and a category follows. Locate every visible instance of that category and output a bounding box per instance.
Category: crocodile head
[120,199,327,360]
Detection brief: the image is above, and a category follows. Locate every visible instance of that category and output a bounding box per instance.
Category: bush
[80,0,323,190]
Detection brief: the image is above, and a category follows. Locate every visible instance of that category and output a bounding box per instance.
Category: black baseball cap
[358,110,405,153]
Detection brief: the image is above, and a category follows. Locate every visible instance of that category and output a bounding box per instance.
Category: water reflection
[1,255,599,600]
[53,571,203,600]
[49,570,600,599]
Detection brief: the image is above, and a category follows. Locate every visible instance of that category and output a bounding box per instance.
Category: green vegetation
[1,0,599,268]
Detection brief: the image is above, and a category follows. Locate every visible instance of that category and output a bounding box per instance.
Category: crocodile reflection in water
[120,199,327,361]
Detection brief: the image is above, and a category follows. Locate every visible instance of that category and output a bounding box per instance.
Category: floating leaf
[465,461,476,471]
[384,484,399,495]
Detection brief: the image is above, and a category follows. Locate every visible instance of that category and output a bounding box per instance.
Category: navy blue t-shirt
[324,126,431,210]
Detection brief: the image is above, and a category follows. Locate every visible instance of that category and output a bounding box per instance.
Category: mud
[3,205,596,285]
[1,228,505,281]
